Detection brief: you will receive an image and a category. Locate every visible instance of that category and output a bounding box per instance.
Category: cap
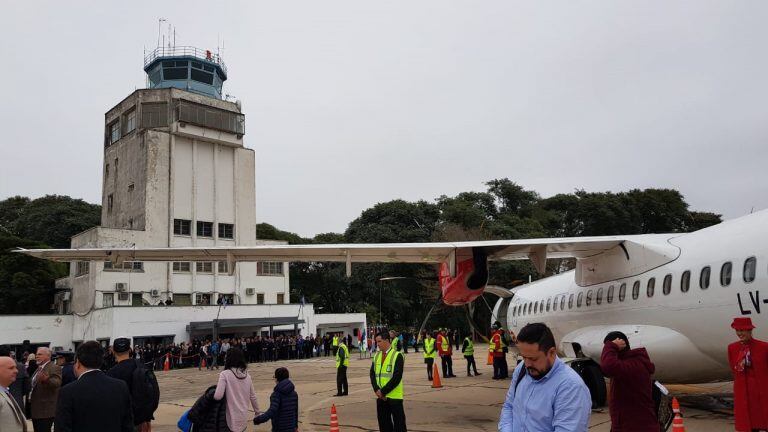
[112,337,132,353]
[53,351,74,361]
[731,317,756,331]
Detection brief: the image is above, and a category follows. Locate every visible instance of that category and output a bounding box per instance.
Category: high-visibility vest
[392,337,402,353]
[489,332,503,353]
[336,343,349,368]
[332,336,339,347]
[440,334,450,352]
[463,337,474,356]
[423,337,436,359]
[373,349,404,400]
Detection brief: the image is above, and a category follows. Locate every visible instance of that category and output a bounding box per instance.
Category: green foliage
[256,223,311,244]
[1,195,101,249]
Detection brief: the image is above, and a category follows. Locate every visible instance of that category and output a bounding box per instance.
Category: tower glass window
[174,219,191,235]
[123,108,136,134]
[218,223,234,239]
[197,221,213,237]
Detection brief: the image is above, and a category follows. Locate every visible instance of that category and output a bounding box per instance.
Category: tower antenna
[157,18,166,48]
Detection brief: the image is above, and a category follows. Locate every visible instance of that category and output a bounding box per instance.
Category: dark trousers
[336,366,348,395]
[33,418,54,432]
[376,398,407,432]
[493,356,504,378]
[464,355,479,375]
[500,354,509,378]
[440,354,453,377]
[425,358,434,380]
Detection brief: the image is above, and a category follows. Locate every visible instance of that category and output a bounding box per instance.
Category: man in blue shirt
[498,323,591,432]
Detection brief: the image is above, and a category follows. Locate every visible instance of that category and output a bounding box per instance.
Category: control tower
[144,46,227,99]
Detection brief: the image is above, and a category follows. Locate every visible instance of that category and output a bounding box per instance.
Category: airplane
[16,207,765,407]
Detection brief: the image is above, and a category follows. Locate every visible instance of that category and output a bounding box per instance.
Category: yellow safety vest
[423,337,436,359]
[440,334,450,352]
[392,337,402,353]
[373,349,404,400]
[332,336,339,347]
[336,343,349,368]
[463,337,474,356]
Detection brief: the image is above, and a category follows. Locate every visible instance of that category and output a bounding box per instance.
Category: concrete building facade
[1,46,366,350]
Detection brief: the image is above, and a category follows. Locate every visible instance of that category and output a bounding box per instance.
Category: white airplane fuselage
[495,210,768,383]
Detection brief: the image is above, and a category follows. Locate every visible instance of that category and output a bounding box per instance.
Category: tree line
[0,181,721,323]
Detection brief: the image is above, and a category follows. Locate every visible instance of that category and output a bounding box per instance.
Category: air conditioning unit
[150,289,160,297]
[62,292,71,301]
[245,288,255,296]
[115,282,127,292]
[118,292,130,302]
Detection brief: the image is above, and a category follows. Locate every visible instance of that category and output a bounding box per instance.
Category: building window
[277,293,285,304]
[107,194,114,213]
[647,278,656,297]
[217,261,229,274]
[107,120,120,145]
[123,108,136,134]
[128,183,135,193]
[218,223,234,239]
[681,270,691,292]
[172,262,191,273]
[197,221,213,237]
[173,219,191,236]
[173,294,192,306]
[257,262,284,276]
[218,294,234,305]
[568,294,574,309]
[104,261,143,271]
[141,102,168,128]
[663,274,673,295]
[744,257,757,283]
[103,293,114,308]
[700,266,711,289]
[607,285,615,303]
[596,288,603,305]
[257,293,265,305]
[721,262,732,286]
[75,261,90,276]
[577,292,583,308]
[632,281,640,300]
[195,293,211,305]
[196,262,213,273]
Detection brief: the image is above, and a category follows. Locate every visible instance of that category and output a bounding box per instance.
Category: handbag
[177,408,193,432]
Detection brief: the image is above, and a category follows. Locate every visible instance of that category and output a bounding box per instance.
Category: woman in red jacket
[728,317,768,432]
[600,331,658,432]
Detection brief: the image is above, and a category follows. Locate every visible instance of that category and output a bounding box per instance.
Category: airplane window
[744,257,756,283]
[607,285,615,303]
[721,262,732,286]
[512,305,517,317]
[546,298,551,312]
[534,302,539,314]
[681,271,691,293]
[647,278,656,297]
[586,290,593,306]
[553,296,558,311]
[663,274,672,295]
[632,281,640,300]
[596,288,603,305]
[700,266,711,289]
[577,292,583,308]
[560,295,566,310]
[618,283,626,302]
[540,300,545,312]
[568,294,574,309]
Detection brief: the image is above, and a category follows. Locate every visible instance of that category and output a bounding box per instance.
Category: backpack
[131,359,160,423]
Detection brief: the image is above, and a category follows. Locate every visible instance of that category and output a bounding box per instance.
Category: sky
[2,1,767,237]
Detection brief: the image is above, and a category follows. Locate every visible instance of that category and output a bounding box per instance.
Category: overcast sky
[2,1,767,237]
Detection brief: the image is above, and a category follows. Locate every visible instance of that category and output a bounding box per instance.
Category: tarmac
[133,343,737,432]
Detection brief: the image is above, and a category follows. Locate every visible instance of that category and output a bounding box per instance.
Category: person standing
[54,352,76,387]
[728,317,768,432]
[423,331,436,381]
[370,331,407,432]
[0,345,29,415]
[600,331,657,431]
[254,367,299,432]
[213,348,260,432]
[53,341,133,432]
[29,347,61,432]
[498,323,591,432]
[490,323,506,380]
[0,356,27,432]
[389,330,401,353]
[332,334,339,357]
[437,329,455,378]
[107,338,159,432]
[462,334,481,377]
[335,337,349,397]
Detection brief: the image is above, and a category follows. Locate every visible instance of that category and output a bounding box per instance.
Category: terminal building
[0,46,366,351]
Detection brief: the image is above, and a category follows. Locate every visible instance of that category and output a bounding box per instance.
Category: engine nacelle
[438,247,489,305]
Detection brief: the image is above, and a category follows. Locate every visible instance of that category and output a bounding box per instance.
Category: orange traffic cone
[671,397,686,431]
[487,351,493,365]
[163,353,170,372]
[431,363,443,388]
[330,404,339,432]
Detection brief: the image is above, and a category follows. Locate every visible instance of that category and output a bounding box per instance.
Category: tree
[8,195,101,249]
[0,232,66,314]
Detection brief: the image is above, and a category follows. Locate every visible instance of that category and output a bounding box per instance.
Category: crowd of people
[0,317,762,432]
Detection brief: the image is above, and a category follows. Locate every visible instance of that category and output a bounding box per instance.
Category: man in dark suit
[0,346,29,414]
[54,341,133,432]
[29,347,61,432]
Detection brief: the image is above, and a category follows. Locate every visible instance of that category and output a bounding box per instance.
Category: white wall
[0,315,74,350]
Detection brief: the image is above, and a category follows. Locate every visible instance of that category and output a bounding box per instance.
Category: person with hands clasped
[370,330,407,432]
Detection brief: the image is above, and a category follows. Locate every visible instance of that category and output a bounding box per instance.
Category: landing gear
[570,361,607,409]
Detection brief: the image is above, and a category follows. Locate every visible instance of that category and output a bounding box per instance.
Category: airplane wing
[15,233,680,286]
